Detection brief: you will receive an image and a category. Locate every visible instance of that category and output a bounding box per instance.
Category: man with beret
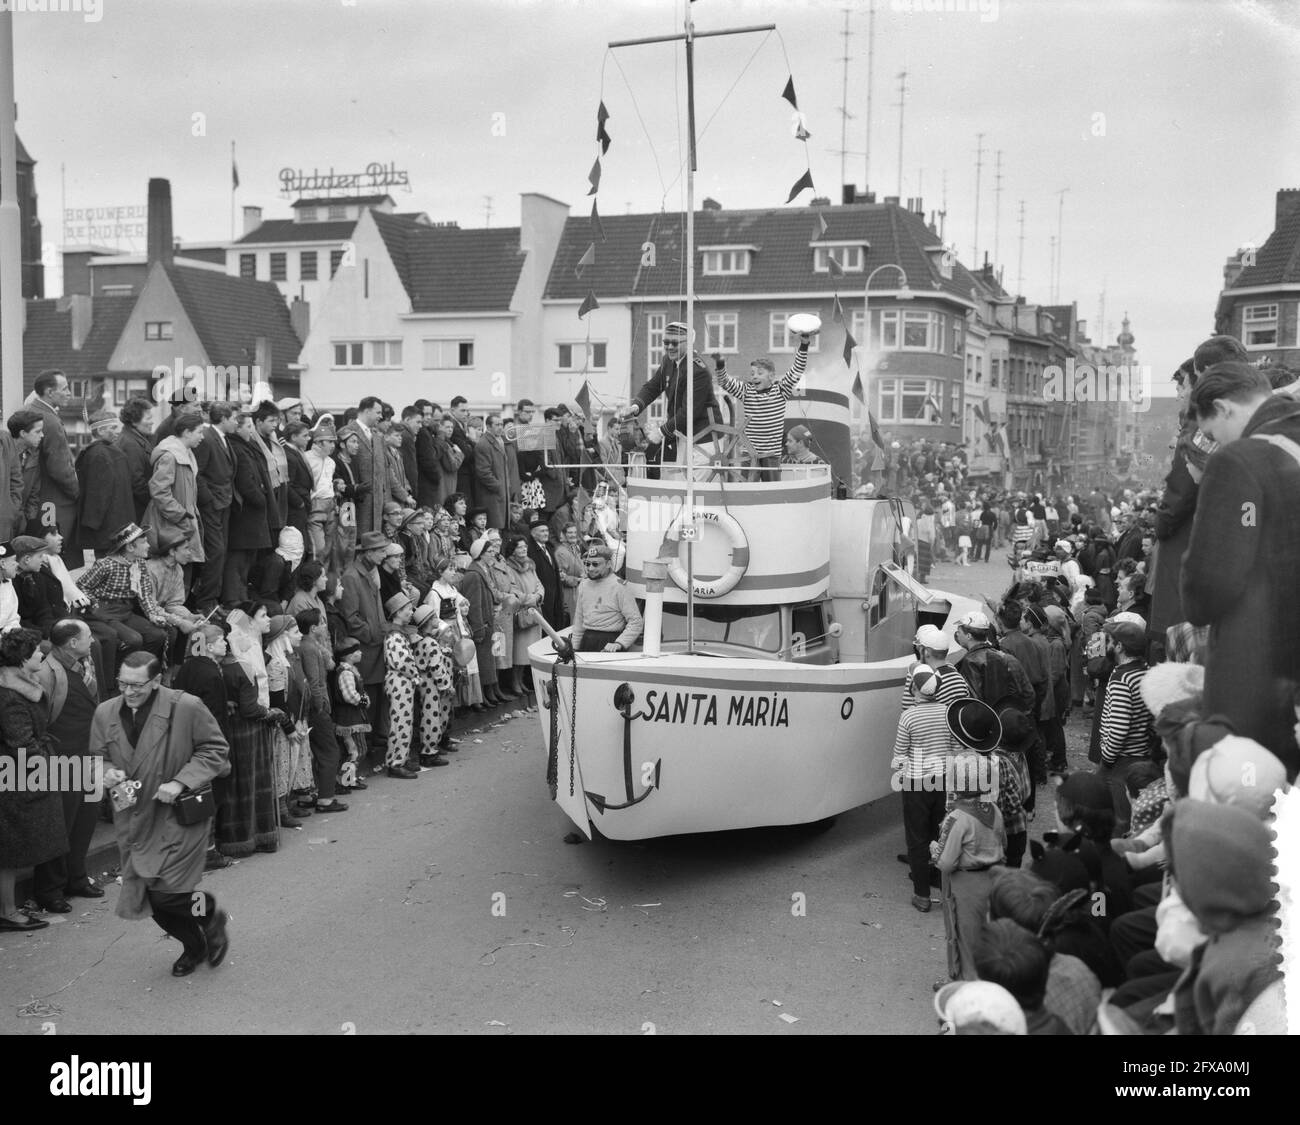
[618,321,720,478]
[571,544,642,653]
[72,409,136,560]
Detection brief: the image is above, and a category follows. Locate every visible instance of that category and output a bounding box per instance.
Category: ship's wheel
[695,390,757,482]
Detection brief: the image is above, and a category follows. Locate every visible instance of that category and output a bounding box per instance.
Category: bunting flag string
[867,410,884,450]
[817,211,829,238]
[587,157,602,196]
[832,294,846,325]
[596,101,612,154]
[851,372,865,404]
[827,254,844,278]
[578,292,599,319]
[575,242,596,277]
[785,168,814,204]
[575,381,593,420]
[842,329,857,369]
[590,199,605,243]
[781,76,798,109]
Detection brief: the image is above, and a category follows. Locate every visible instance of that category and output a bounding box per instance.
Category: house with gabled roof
[541,196,974,443]
[297,192,568,410]
[19,179,303,446]
[1216,188,1300,369]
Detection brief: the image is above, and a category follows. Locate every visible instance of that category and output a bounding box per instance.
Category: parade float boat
[529,8,981,839]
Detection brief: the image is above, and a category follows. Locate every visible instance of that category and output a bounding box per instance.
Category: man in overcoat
[339,397,389,534]
[97,651,231,976]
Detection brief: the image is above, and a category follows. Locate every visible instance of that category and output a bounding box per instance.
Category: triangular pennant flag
[587,157,602,196]
[591,199,605,242]
[596,101,612,155]
[832,294,847,325]
[785,168,814,204]
[817,211,828,237]
[868,410,884,450]
[781,76,798,110]
[828,254,844,278]
[575,242,595,277]
[851,372,865,404]
[578,291,599,319]
[575,381,593,420]
[842,330,857,368]
[973,402,987,424]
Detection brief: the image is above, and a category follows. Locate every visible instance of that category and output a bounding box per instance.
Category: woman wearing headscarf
[257,526,305,608]
[503,534,543,698]
[428,557,483,711]
[219,606,289,855]
[479,532,522,699]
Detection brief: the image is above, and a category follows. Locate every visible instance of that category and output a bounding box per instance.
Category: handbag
[173,785,217,826]
[515,607,537,630]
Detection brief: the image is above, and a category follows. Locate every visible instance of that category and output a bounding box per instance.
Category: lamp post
[859,263,910,426]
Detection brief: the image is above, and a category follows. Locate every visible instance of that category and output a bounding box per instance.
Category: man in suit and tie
[96,651,231,977]
[23,369,80,561]
[193,403,238,614]
[31,619,109,913]
[339,396,390,535]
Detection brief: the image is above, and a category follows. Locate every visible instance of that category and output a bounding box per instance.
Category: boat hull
[531,642,916,840]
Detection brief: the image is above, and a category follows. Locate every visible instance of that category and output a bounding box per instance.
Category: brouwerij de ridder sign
[278,162,411,195]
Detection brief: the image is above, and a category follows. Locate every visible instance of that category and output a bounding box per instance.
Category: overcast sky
[12,0,1300,393]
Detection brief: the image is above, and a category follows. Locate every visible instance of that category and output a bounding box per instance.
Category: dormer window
[701,247,754,275]
[813,243,865,273]
[328,204,348,221]
[296,207,318,223]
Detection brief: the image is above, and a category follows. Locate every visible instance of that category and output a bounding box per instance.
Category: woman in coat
[142,415,206,561]
[0,629,66,932]
[480,532,522,697]
[225,415,274,604]
[458,546,503,706]
[117,397,155,522]
[503,535,543,696]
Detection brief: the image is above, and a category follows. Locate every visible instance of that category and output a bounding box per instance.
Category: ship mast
[610,9,775,656]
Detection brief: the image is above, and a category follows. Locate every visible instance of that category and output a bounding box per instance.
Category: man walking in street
[97,651,231,977]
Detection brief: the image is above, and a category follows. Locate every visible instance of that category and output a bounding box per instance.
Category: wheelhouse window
[659,603,781,654]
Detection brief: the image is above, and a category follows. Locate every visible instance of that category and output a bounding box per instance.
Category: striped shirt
[900,661,972,710]
[1099,659,1151,763]
[716,345,808,457]
[891,701,957,783]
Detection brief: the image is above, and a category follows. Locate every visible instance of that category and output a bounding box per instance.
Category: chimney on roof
[68,294,93,351]
[1224,252,1247,289]
[884,195,900,207]
[702,197,722,211]
[147,178,174,268]
[289,298,310,345]
[1276,188,1300,229]
[907,197,924,215]
[842,185,858,205]
[810,196,831,207]
[243,205,263,236]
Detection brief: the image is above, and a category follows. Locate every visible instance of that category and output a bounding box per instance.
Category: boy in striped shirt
[712,331,810,480]
[1097,618,1152,834]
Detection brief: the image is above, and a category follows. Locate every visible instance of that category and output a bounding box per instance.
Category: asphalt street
[1,551,1087,1036]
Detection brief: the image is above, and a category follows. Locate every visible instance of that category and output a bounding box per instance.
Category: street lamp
[860,263,910,424]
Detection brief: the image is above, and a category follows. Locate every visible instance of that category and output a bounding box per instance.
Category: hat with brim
[266,614,293,643]
[276,397,302,412]
[947,698,1002,753]
[528,517,549,531]
[106,522,147,555]
[1102,620,1146,652]
[384,592,412,618]
[152,527,189,556]
[8,535,50,560]
[382,543,405,559]
[412,604,437,629]
[468,507,488,522]
[88,409,120,431]
[312,423,337,442]
[996,707,1037,755]
[356,531,389,553]
[469,537,489,560]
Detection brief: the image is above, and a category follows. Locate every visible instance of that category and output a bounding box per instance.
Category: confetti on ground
[563,891,607,911]
[473,739,484,745]
[486,1020,507,1027]
[861,921,883,929]
[778,1013,800,1024]
[634,903,661,908]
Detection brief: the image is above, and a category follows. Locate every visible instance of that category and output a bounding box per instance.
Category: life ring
[665,508,749,598]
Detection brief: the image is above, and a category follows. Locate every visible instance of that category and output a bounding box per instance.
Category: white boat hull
[531,642,918,840]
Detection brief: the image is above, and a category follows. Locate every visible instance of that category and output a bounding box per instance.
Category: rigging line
[659,28,776,203]
[608,49,669,200]
[772,27,815,173]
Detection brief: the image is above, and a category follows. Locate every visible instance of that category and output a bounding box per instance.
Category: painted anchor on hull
[586,683,661,814]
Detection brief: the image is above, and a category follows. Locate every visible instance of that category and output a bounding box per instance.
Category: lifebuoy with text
[665,508,749,598]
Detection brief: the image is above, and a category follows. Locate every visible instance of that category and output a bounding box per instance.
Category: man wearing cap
[23,370,80,561]
[571,545,642,653]
[618,322,720,476]
[70,409,134,560]
[304,420,338,567]
[340,530,391,752]
[954,612,1036,719]
[1182,360,1300,774]
[1097,617,1152,834]
[275,398,304,431]
[192,403,238,614]
[77,523,168,666]
[903,625,973,711]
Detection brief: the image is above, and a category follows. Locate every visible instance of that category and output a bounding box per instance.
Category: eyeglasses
[116,677,157,691]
